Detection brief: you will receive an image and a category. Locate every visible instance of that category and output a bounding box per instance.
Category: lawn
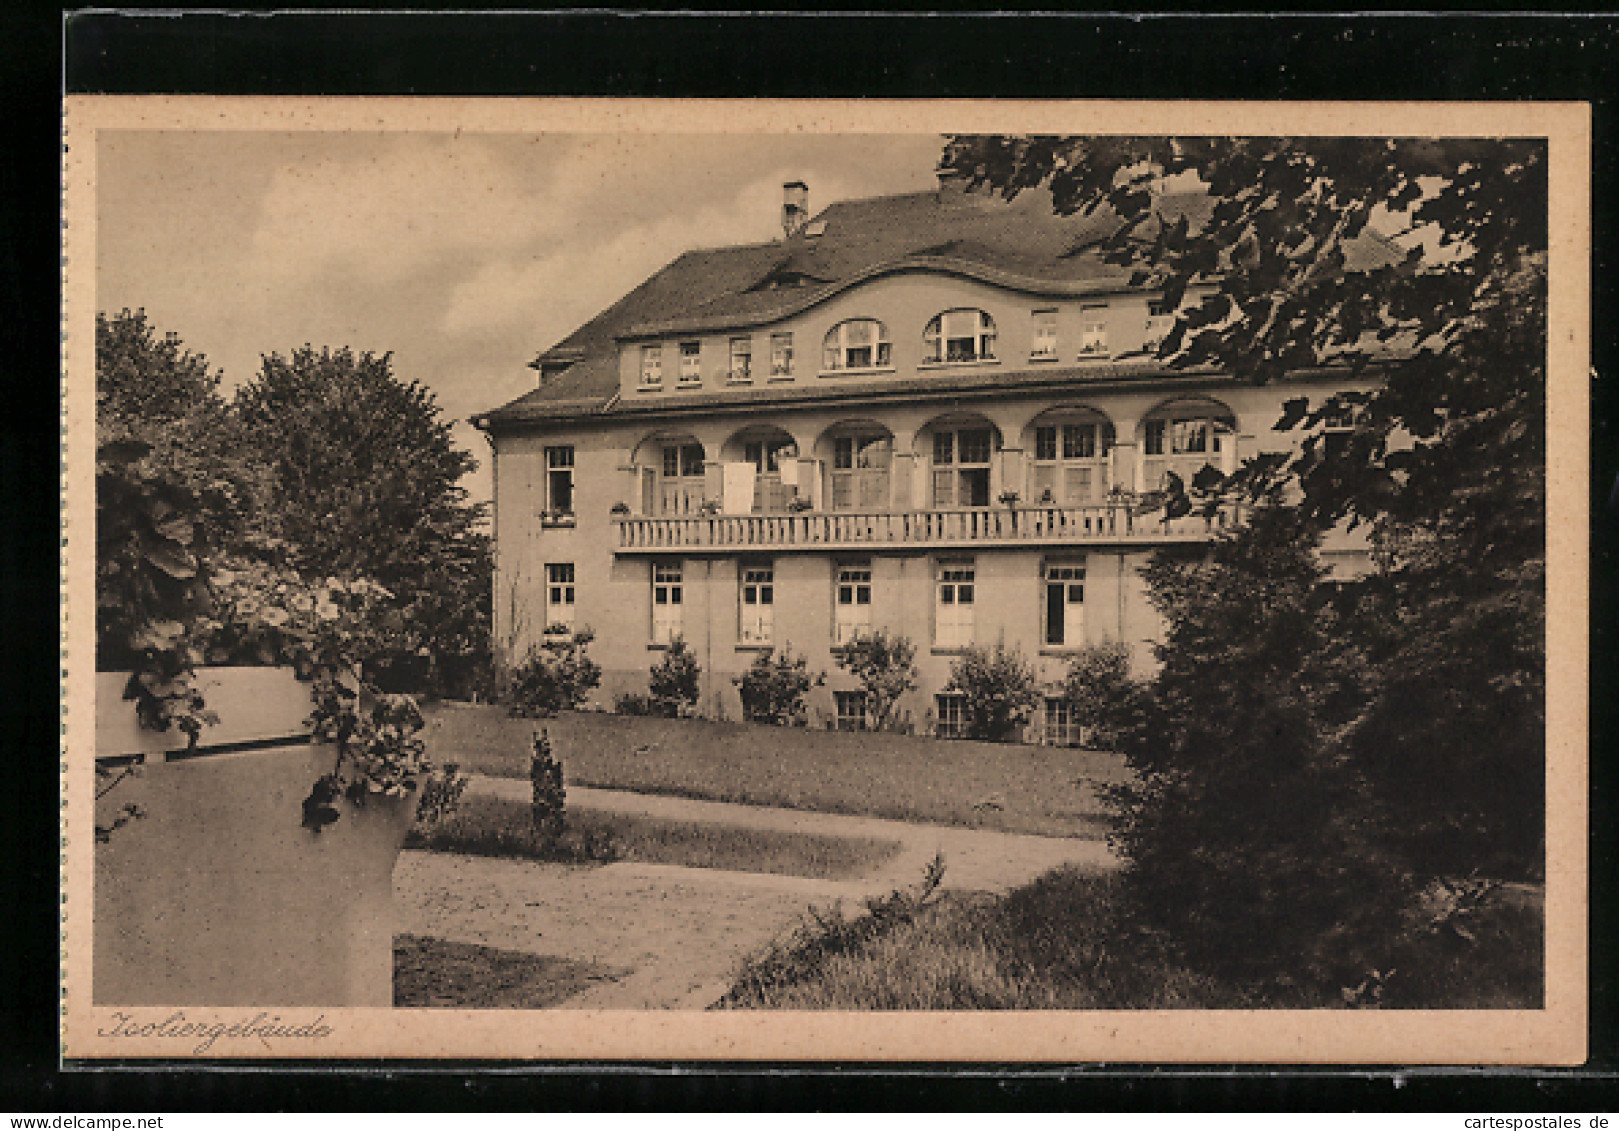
[421,704,1126,839]
[715,866,1545,1011]
[393,934,626,1008]
[407,793,903,880]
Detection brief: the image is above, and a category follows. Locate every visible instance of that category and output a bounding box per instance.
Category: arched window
[1139,400,1237,490]
[923,309,997,364]
[1029,414,1115,505]
[822,319,891,371]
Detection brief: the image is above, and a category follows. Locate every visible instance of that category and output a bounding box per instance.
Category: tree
[831,630,918,732]
[1084,509,1409,991]
[234,346,492,696]
[95,311,259,671]
[940,137,1547,878]
[944,643,1041,742]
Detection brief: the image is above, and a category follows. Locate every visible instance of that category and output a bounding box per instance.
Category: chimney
[781,180,809,238]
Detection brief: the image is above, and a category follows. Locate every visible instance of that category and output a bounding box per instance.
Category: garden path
[392,777,1119,1010]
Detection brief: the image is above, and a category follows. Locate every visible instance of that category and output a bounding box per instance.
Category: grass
[421,703,1126,839]
[716,864,1544,1011]
[393,934,627,1008]
[405,793,904,880]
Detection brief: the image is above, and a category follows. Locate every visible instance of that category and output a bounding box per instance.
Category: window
[729,337,753,383]
[830,434,893,510]
[744,439,793,474]
[923,309,997,364]
[1140,405,1236,490]
[931,428,994,508]
[743,438,797,513]
[739,563,774,645]
[770,332,794,377]
[657,443,706,516]
[545,563,576,632]
[1031,308,1059,359]
[545,446,574,517]
[1079,304,1109,356]
[835,690,870,732]
[1030,422,1113,505]
[935,693,967,739]
[1043,562,1085,647]
[1143,299,1175,351]
[651,562,684,644]
[822,319,892,371]
[834,563,873,644]
[1043,697,1082,746]
[678,341,702,384]
[935,561,975,648]
[1143,419,1166,457]
[640,344,663,386]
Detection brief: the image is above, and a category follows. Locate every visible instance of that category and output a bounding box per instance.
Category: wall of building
[616,270,1221,403]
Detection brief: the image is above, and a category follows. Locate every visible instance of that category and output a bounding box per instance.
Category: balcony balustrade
[614,502,1242,553]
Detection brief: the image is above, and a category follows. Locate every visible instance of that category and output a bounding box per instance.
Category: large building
[474,178,1389,740]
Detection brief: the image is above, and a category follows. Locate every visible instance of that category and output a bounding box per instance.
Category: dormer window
[640,344,663,386]
[924,309,996,365]
[1079,305,1109,357]
[822,319,891,372]
[678,341,702,385]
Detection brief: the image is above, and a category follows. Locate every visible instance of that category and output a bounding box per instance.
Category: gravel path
[393,778,1120,1010]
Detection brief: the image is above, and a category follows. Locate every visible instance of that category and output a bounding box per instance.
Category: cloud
[439,164,891,343]
[246,134,569,283]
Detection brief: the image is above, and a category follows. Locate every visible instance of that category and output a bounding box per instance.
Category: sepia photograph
[60,98,1589,1063]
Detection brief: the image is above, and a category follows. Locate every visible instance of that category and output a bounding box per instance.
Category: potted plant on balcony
[998,490,1021,507]
[609,501,631,517]
[787,496,815,513]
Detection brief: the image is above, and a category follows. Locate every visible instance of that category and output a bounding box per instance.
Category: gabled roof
[478,181,1391,429]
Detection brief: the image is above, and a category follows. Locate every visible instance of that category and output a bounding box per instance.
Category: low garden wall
[94,668,415,1007]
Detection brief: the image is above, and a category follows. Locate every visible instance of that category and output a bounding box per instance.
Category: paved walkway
[393,777,1119,1010]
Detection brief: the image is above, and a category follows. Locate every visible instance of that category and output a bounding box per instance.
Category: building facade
[474,180,1383,739]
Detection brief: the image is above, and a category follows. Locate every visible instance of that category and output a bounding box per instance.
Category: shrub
[944,643,1041,742]
[735,646,821,726]
[529,729,566,840]
[1059,641,1138,750]
[648,637,702,717]
[504,630,602,717]
[831,630,918,732]
[1103,508,1411,993]
[613,692,659,717]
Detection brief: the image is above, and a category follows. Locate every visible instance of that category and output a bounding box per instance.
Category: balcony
[614,503,1242,554]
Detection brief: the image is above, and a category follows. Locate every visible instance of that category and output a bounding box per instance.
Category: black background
[4,5,1615,1111]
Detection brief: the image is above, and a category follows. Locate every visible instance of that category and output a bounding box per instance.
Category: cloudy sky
[97,130,946,507]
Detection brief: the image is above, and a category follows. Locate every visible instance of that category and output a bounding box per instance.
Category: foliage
[530,729,566,840]
[647,638,703,718]
[233,345,492,698]
[944,643,1041,742]
[1082,509,1411,989]
[1058,642,1136,752]
[939,137,1549,988]
[718,863,1539,1011]
[831,630,919,732]
[94,313,472,830]
[734,646,822,726]
[504,631,603,717]
[613,692,660,717]
[939,135,1547,882]
[722,854,947,1008]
